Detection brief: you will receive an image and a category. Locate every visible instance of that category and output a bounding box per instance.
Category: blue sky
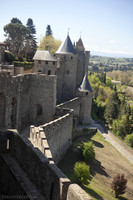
[0,0,133,57]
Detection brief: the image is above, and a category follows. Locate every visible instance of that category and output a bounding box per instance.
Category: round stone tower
[78,73,93,125]
[56,34,77,101]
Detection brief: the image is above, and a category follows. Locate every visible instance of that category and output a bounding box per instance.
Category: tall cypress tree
[26,18,36,34]
[45,25,53,36]
[25,18,37,60]
[104,91,120,124]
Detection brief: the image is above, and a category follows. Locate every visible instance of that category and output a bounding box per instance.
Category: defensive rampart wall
[0,72,56,131]
[40,109,73,163]
[0,130,92,200]
[57,97,80,126]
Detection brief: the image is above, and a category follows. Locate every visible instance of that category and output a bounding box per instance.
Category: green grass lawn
[58,131,133,200]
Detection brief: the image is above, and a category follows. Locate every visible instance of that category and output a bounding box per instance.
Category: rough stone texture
[0,153,45,200]
[34,60,57,75]
[78,91,93,125]
[56,97,80,126]
[0,130,71,200]
[67,184,92,200]
[41,109,73,163]
[14,66,24,75]
[56,54,77,101]
[0,72,56,131]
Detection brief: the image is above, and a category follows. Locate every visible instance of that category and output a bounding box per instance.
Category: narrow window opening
[46,61,48,65]
[38,60,41,64]
[53,61,55,65]
[86,92,88,95]
[48,70,51,75]
[67,70,69,75]
[7,139,10,150]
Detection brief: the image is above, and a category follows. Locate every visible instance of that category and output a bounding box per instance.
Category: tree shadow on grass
[91,139,104,148]
[82,185,104,200]
[117,196,128,200]
[90,159,110,178]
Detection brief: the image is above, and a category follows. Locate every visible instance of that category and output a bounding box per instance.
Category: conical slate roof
[33,50,57,61]
[76,38,85,51]
[76,38,84,47]
[79,74,93,92]
[56,35,77,55]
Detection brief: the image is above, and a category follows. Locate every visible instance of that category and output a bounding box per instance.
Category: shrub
[126,133,133,147]
[79,141,95,162]
[111,173,127,197]
[74,162,90,184]
[13,61,34,70]
[4,50,15,64]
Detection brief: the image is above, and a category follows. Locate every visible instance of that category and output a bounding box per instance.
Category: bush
[111,173,127,197]
[4,50,15,64]
[125,133,133,147]
[13,61,34,70]
[74,162,90,184]
[79,141,95,162]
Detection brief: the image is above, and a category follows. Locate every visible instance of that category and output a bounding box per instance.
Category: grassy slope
[58,132,133,200]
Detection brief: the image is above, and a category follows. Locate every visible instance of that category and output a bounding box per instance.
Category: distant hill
[91,51,133,58]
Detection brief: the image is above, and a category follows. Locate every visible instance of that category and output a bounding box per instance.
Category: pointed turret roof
[79,74,93,92]
[76,38,85,51]
[56,35,77,55]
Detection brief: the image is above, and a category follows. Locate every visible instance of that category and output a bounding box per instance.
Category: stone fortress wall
[0,71,56,131]
[40,107,73,163]
[0,35,93,199]
[0,130,91,200]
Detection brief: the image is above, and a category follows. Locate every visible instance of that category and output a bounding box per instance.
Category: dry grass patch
[58,131,133,200]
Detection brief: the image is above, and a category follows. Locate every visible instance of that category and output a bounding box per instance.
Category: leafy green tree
[74,162,90,184]
[4,18,29,58]
[125,133,133,147]
[79,141,95,162]
[111,174,127,197]
[104,91,120,124]
[39,35,61,54]
[106,77,113,88]
[45,25,53,36]
[112,115,131,138]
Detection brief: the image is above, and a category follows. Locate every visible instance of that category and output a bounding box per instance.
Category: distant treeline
[107,71,133,87]
[89,55,133,72]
